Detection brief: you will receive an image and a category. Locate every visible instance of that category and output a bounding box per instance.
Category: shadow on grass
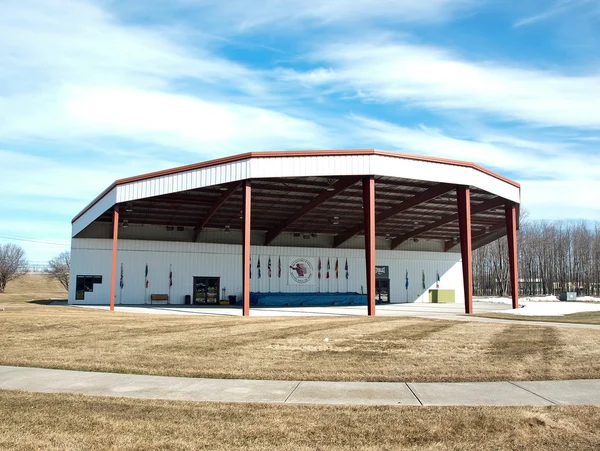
[27,299,67,306]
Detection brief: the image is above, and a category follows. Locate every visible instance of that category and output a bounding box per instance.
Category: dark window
[75,275,102,300]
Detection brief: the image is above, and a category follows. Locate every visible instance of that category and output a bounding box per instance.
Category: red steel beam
[242,181,251,317]
[505,203,519,309]
[109,206,119,312]
[363,176,376,316]
[264,176,361,245]
[391,196,505,249]
[193,182,241,242]
[334,183,454,248]
[457,186,473,314]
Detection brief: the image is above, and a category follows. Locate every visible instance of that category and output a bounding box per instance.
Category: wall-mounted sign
[375,265,389,279]
[288,257,317,286]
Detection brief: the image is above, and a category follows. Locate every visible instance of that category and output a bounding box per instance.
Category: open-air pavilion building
[68,149,520,315]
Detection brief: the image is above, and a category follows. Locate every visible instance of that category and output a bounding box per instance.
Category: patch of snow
[500,302,600,317]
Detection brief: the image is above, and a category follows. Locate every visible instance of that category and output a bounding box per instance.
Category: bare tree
[0,243,28,292]
[47,251,70,290]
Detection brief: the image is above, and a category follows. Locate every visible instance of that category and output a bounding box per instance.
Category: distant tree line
[473,218,600,297]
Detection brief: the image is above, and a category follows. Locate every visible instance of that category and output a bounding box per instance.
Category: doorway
[375,279,390,303]
[193,277,220,304]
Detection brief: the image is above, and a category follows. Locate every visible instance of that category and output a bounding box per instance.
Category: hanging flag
[437,271,440,283]
[405,270,409,290]
[145,264,149,288]
[318,258,322,279]
[250,256,252,279]
[169,265,173,287]
[345,259,349,279]
[120,263,124,289]
[278,257,281,278]
[335,258,339,279]
[268,256,272,278]
[422,270,425,289]
[326,258,330,279]
[257,256,261,279]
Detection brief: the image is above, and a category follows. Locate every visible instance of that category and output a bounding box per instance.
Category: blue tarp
[250,292,369,307]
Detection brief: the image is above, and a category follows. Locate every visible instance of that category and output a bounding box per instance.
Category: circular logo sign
[288,258,314,284]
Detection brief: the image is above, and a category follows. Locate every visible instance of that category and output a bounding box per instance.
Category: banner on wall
[288,257,317,286]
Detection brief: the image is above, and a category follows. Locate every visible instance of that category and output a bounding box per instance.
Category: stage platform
[249,292,371,307]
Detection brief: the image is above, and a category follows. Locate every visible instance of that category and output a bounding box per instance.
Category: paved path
[1,366,599,406]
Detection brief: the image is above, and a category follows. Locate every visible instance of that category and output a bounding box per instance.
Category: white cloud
[0,0,330,152]
[285,39,600,129]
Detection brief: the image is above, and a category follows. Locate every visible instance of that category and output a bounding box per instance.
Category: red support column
[109,206,119,312]
[363,176,376,316]
[505,203,519,309]
[456,187,473,314]
[242,181,251,317]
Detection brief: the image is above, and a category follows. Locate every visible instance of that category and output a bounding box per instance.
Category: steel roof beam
[333,183,454,248]
[193,182,241,242]
[264,176,361,245]
[392,195,505,249]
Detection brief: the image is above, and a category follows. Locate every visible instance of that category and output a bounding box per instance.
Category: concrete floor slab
[512,380,600,405]
[407,381,553,406]
[286,381,420,405]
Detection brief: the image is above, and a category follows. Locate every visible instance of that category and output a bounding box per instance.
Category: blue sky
[1,0,599,263]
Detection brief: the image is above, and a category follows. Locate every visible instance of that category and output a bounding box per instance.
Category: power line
[0,233,68,246]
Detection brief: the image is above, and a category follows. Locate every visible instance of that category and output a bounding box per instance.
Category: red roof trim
[72,149,520,223]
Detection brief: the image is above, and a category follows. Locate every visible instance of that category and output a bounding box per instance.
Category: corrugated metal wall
[69,238,464,306]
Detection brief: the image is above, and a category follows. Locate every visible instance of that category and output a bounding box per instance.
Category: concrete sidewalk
[1,366,599,407]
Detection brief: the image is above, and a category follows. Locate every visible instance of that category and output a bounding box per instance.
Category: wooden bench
[150,294,169,304]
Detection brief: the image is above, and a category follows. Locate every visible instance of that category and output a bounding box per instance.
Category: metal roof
[71,149,520,252]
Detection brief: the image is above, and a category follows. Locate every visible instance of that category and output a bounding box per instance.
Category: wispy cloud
[282,37,600,129]
[167,0,479,31]
[514,0,600,27]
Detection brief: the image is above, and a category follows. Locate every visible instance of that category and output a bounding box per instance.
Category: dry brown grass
[0,273,67,306]
[1,390,599,450]
[478,311,600,325]
[1,305,599,382]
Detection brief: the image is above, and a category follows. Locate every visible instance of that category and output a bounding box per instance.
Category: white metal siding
[69,238,463,306]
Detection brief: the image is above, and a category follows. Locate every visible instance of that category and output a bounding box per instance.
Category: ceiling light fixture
[332,216,339,225]
[122,220,129,228]
[224,225,231,233]
[125,203,133,212]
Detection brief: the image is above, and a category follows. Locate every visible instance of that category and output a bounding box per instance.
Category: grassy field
[477,311,600,325]
[1,390,599,450]
[1,304,599,382]
[0,273,67,306]
[1,275,599,382]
